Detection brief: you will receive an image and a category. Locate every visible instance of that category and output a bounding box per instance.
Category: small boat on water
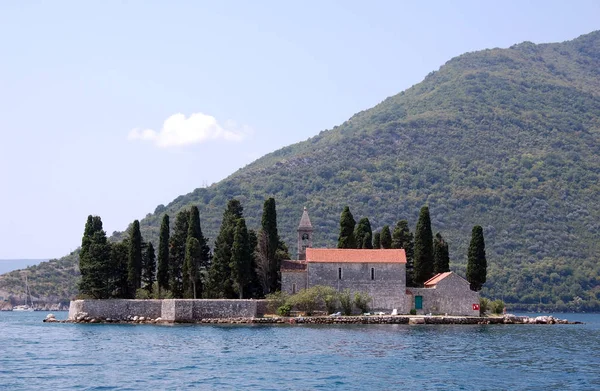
[12,275,35,311]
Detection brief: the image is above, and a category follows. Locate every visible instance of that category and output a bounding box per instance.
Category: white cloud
[128,112,251,148]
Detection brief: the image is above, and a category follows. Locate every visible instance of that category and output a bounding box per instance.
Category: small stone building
[407,272,480,316]
[281,208,479,315]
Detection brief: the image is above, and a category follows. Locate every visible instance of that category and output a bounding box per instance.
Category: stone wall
[307,263,409,312]
[69,299,268,322]
[281,270,307,295]
[407,274,479,316]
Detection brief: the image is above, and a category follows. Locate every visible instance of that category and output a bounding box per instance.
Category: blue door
[415,296,423,310]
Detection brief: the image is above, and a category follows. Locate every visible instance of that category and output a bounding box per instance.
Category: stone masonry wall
[407,274,479,316]
[307,263,409,312]
[281,270,307,295]
[69,299,268,322]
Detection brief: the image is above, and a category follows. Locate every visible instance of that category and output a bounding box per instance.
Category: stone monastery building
[281,208,479,316]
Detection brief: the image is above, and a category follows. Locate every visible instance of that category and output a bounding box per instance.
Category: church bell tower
[297,207,313,260]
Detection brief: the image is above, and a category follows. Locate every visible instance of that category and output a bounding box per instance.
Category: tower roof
[298,207,313,229]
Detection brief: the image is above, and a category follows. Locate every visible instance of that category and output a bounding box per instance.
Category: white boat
[13,276,35,311]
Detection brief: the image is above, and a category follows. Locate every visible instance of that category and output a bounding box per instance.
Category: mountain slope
[3,31,600,310]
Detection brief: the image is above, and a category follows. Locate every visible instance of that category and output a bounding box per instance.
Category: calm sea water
[1,312,599,390]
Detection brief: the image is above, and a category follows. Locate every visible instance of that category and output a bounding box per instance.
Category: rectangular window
[371,267,375,280]
[338,267,342,280]
[292,283,296,294]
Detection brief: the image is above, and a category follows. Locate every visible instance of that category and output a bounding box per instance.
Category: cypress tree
[186,206,210,298]
[127,220,143,298]
[245,229,263,298]
[466,226,487,291]
[207,199,243,298]
[78,215,112,299]
[156,214,170,297]
[373,231,381,249]
[413,206,434,286]
[354,217,373,249]
[230,218,252,299]
[380,225,392,249]
[110,240,129,298]
[183,237,201,298]
[142,242,156,294]
[259,198,280,293]
[337,206,356,248]
[169,209,190,298]
[391,220,415,287]
[433,232,450,274]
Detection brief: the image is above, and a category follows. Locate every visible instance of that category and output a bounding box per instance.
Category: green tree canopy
[433,232,450,274]
[380,225,392,249]
[169,209,190,298]
[78,215,112,299]
[337,206,356,248]
[157,214,170,296]
[467,226,487,291]
[413,206,434,286]
[354,217,373,249]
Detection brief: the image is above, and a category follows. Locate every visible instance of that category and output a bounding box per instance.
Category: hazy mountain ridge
[3,31,599,310]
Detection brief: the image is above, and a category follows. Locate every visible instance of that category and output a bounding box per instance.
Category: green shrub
[479,297,490,316]
[316,286,338,314]
[339,289,353,315]
[354,291,371,313]
[265,291,289,314]
[287,287,319,315]
[409,308,417,315]
[277,304,291,316]
[491,299,505,315]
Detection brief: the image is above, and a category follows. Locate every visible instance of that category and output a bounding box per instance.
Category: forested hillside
[3,31,599,310]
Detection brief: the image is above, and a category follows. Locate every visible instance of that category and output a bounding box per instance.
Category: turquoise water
[1,312,599,390]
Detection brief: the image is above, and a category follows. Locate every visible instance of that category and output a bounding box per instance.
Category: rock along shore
[44,312,582,325]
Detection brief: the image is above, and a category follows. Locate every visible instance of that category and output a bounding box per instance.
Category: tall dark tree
[337,206,357,248]
[230,218,252,299]
[207,199,243,298]
[183,237,201,298]
[413,206,434,286]
[169,209,190,298]
[110,239,129,298]
[392,220,415,286]
[127,220,143,298]
[466,226,487,291]
[380,225,392,249]
[186,206,211,298]
[78,215,112,299]
[354,217,373,249]
[156,214,170,297]
[433,232,450,274]
[245,229,263,298]
[373,231,381,249]
[256,198,281,294]
[142,242,156,294]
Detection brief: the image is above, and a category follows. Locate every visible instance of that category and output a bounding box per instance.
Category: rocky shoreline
[44,312,582,325]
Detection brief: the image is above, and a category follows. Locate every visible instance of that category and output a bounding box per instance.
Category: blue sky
[1,1,598,259]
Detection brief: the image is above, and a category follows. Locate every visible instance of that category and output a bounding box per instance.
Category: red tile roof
[424,272,453,287]
[305,248,406,263]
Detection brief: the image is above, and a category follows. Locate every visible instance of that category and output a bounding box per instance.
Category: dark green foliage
[207,199,243,298]
[354,292,371,313]
[127,220,143,298]
[339,289,353,315]
[380,225,392,249]
[78,216,112,299]
[169,210,190,298]
[409,308,417,315]
[256,198,282,294]
[156,214,170,295]
[277,304,291,316]
[354,217,373,249]
[186,206,210,298]
[337,206,356,248]
[183,237,200,298]
[110,240,129,298]
[230,218,252,299]
[413,206,434,286]
[479,297,490,316]
[373,232,381,249]
[467,226,487,291]
[491,299,505,315]
[433,232,450,274]
[391,220,415,286]
[141,242,156,293]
